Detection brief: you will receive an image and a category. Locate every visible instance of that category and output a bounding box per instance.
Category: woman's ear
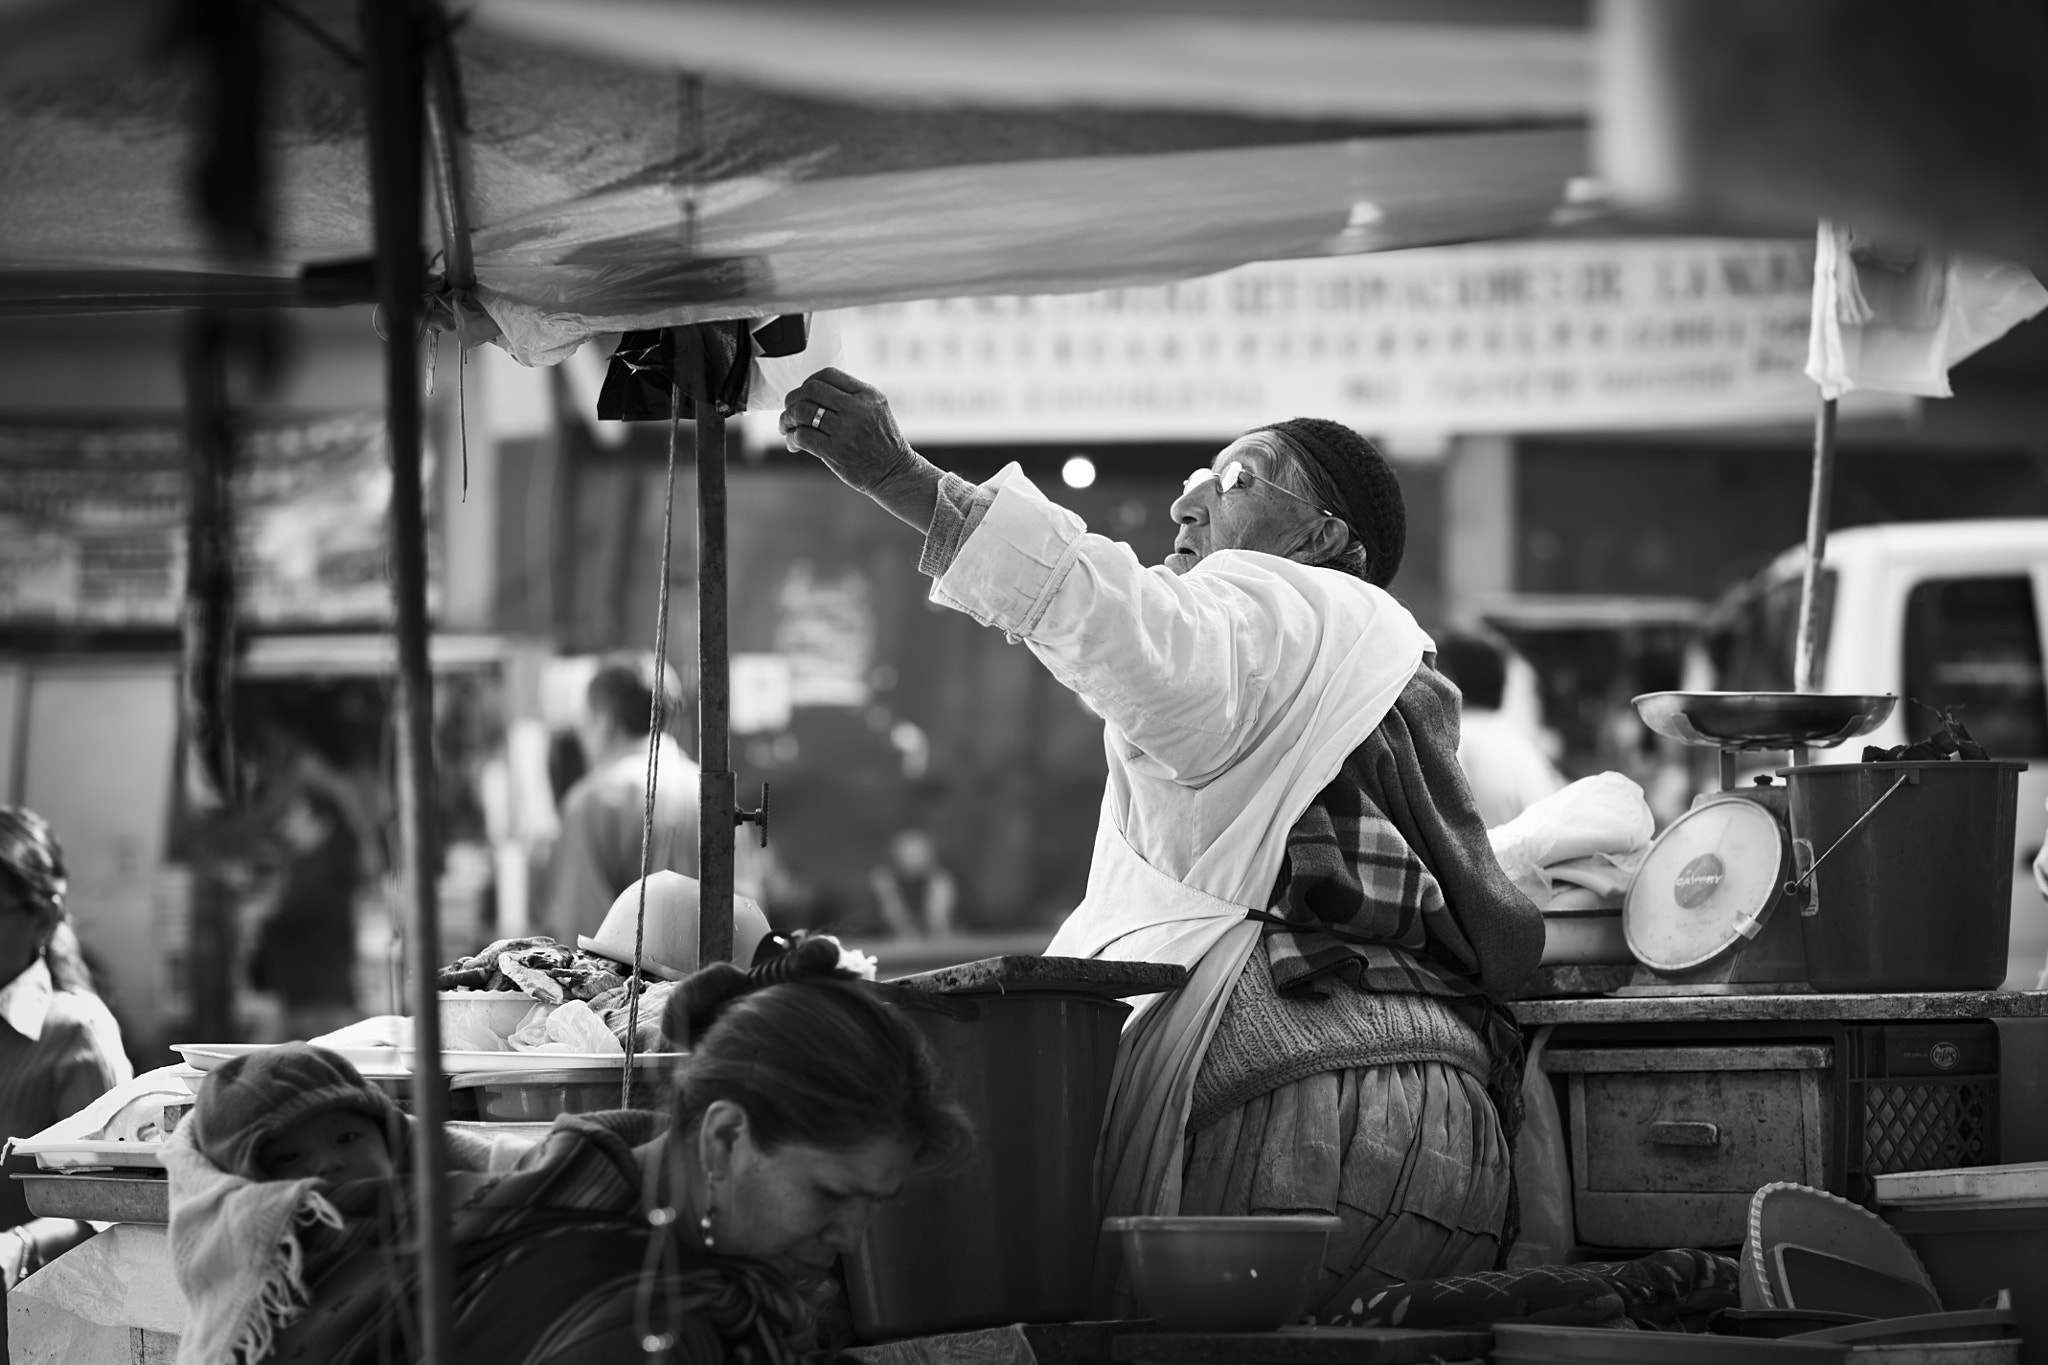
[1304,514,1351,565]
[696,1098,749,1180]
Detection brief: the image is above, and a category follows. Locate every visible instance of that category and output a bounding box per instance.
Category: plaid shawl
[1257,667,1543,1003]
[269,1112,818,1365]
[1248,666,1545,1250]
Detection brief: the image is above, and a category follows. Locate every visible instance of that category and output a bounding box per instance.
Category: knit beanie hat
[189,1043,404,1181]
[1251,417,1406,588]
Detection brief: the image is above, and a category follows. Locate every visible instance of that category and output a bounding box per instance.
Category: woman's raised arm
[783,372,1346,784]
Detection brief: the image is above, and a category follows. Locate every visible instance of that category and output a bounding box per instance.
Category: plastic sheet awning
[0,0,1592,363]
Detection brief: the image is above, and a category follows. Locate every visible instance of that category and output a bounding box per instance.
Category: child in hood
[166,1044,526,1365]
[188,1044,402,1191]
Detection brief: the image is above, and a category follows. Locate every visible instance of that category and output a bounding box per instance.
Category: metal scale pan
[1620,692,1896,994]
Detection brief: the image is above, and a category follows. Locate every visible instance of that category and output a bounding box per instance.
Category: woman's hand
[780,369,941,533]
[779,369,914,492]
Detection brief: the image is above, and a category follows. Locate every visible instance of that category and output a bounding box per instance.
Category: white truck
[1705,518,2048,990]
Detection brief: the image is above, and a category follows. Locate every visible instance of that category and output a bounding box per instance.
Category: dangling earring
[699,1187,716,1251]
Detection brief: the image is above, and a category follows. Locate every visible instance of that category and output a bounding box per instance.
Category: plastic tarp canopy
[0,0,1590,364]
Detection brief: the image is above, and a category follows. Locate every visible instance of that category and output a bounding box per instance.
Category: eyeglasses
[1181,461,1336,519]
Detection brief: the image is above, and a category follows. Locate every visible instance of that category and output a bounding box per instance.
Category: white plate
[9,1066,192,1171]
[170,1042,678,1078]
[171,1043,410,1078]
[398,1049,683,1074]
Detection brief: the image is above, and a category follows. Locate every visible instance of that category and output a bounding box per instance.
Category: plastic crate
[1836,1020,2000,1206]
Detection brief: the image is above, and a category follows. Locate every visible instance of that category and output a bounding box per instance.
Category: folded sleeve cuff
[918,471,991,579]
[928,463,1089,638]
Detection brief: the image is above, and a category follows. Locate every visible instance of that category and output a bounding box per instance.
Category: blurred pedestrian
[0,807,132,1288]
[544,656,700,943]
[1437,632,1566,829]
[250,787,363,1040]
[869,830,958,938]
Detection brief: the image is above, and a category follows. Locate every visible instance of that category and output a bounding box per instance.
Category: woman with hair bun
[233,934,971,1365]
[0,806,132,1288]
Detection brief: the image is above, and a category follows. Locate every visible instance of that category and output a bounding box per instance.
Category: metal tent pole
[691,329,735,966]
[362,2,453,1361]
[1792,394,1839,697]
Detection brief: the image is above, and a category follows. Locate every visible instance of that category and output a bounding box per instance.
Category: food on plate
[435,937,676,1053]
[591,978,676,1053]
[436,936,628,1003]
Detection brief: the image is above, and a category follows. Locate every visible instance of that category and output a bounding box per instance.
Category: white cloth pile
[1487,772,1655,914]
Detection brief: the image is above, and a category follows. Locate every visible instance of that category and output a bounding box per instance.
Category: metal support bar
[180,310,239,1042]
[421,10,473,292]
[694,329,735,966]
[1792,395,1838,698]
[362,3,453,1362]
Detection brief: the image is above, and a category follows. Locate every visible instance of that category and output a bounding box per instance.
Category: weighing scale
[1620,692,1896,995]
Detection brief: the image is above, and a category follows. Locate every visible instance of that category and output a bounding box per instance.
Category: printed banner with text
[0,413,433,628]
[826,238,1895,442]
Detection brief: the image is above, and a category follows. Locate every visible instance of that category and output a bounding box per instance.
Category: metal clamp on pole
[735,782,770,848]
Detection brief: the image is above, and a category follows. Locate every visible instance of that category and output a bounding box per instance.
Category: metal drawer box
[1542,1044,1835,1249]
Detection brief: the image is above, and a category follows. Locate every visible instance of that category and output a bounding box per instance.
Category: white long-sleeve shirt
[919,464,1431,959]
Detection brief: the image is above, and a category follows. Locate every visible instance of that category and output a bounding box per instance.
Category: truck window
[1708,569,1834,693]
[1902,576,2048,757]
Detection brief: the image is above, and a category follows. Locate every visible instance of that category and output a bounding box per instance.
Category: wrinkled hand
[778,369,916,495]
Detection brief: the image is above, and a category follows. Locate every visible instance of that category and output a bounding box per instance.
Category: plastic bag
[508,999,624,1056]
[1506,1026,1576,1269]
[443,1014,511,1053]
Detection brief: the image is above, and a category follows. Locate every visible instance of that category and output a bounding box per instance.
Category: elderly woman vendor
[782,370,1542,1313]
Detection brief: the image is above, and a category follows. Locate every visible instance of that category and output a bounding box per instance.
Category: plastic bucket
[1779,761,2023,992]
[1881,1200,2048,1365]
[842,991,1129,1341]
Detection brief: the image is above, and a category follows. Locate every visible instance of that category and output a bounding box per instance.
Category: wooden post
[362,3,453,1362]
[1792,394,1838,697]
[691,328,735,966]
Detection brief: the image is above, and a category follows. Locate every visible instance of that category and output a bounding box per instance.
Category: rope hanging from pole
[622,379,683,1109]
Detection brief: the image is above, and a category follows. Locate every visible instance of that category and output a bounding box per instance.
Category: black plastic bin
[842,991,1129,1341]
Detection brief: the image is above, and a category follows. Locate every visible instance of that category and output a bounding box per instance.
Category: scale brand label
[1673,854,1725,909]
[1930,1042,1960,1071]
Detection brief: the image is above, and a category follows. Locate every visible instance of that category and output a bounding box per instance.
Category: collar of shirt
[0,956,54,1043]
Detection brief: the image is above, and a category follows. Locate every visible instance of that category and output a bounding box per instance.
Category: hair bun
[748,933,844,988]
[665,962,750,1047]
[664,934,856,1047]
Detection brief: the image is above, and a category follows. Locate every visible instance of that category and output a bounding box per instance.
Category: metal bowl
[1633,692,1896,750]
[449,1065,672,1120]
[1103,1215,1339,1331]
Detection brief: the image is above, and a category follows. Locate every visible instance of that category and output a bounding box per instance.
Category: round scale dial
[1624,796,1789,972]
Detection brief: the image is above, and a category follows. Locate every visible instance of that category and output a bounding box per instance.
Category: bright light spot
[1565,176,1606,205]
[1062,455,1097,489]
[1345,201,1384,229]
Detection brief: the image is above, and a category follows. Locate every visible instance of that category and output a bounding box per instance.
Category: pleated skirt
[1179,1060,1511,1321]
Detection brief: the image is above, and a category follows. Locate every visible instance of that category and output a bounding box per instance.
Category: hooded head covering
[189,1043,403,1180]
[1251,417,1406,588]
